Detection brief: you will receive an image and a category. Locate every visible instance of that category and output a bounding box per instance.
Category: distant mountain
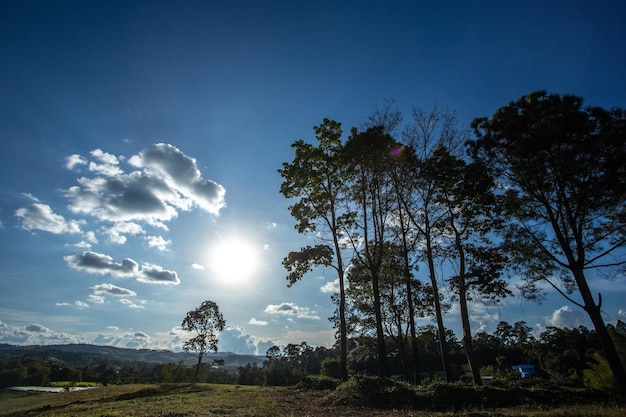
[0,343,265,369]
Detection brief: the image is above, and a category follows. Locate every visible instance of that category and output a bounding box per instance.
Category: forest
[278,91,626,392]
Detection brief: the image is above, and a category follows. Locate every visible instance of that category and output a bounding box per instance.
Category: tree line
[3,320,623,390]
[278,91,626,391]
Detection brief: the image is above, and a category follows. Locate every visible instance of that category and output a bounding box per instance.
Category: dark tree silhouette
[470,91,626,392]
[181,300,226,382]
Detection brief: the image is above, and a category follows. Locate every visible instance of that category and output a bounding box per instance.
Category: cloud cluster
[264,302,320,320]
[546,305,589,329]
[18,143,225,241]
[64,251,179,285]
[15,203,84,234]
[0,321,88,346]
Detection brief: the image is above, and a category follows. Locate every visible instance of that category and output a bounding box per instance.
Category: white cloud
[264,302,320,320]
[65,251,180,285]
[191,263,205,270]
[103,222,144,244]
[26,324,51,333]
[145,235,171,251]
[91,283,137,297]
[217,327,276,355]
[88,149,123,176]
[320,278,339,294]
[71,240,92,249]
[65,154,87,170]
[74,301,89,309]
[248,318,268,326]
[120,299,144,309]
[137,263,180,285]
[0,322,87,346]
[546,305,588,329]
[88,295,105,304]
[129,143,227,214]
[64,251,138,277]
[21,193,40,202]
[15,203,83,234]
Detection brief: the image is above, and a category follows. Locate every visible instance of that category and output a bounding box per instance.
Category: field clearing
[0,383,624,417]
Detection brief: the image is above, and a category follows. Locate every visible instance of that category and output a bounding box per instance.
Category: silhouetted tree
[425,145,510,386]
[470,91,626,391]
[181,300,226,382]
[279,119,353,381]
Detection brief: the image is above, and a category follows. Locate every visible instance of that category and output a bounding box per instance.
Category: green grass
[50,381,101,387]
[0,383,623,417]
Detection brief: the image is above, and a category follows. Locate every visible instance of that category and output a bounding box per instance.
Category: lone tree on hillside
[470,91,626,392]
[182,300,226,382]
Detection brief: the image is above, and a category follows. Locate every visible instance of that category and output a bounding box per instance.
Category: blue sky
[1,0,625,354]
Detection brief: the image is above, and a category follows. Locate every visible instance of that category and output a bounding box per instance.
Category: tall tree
[425,145,510,386]
[399,106,463,382]
[278,119,353,381]
[181,300,226,382]
[343,126,399,378]
[363,99,425,382]
[470,91,626,391]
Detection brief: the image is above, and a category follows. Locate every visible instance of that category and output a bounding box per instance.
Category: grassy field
[0,383,624,417]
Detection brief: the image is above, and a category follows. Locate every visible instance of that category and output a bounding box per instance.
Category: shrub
[328,375,417,408]
[296,375,340,390]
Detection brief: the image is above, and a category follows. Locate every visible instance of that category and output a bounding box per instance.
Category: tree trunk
[574,267,626,392]
[405,277,420,383]
[194,352,204,382]
[398,194,421,383]
[372,270,389,378]
[459,284,482,386]
[425,235,453,382]
[338,271,349,381]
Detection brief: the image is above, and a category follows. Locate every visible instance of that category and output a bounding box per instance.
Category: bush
[328,375,417,408]
[296,375,340,390]
[320,358,341,379]
[326,377,620,411]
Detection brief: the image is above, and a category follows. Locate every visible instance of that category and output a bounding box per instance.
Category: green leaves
[282,245,333,287]
[181,300,226,354]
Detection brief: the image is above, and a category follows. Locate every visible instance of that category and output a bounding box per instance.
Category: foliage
[470,91,626,390]
[181,300,226,381]
[237,363,264,385]
[278,118,353,381]
[296,374,340,390]
[328,375,418,408]
[583,352,616,390]
[261,342,331,386]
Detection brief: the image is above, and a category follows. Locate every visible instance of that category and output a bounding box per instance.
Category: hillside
[0,343,264,370]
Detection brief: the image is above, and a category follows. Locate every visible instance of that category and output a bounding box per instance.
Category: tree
[278,118,354,381]
[470,91,626,391]
[399,105,465,382]
[425,145,510,386]
[181,300,226,382]
[343,126,400,378]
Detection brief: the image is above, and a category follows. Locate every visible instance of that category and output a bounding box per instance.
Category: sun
[208,237,259,285]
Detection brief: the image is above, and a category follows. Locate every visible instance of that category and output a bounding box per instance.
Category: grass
[0,382,623,417]
[49,381,101,387]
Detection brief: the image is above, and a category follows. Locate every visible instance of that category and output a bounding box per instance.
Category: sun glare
[208,237,259,285]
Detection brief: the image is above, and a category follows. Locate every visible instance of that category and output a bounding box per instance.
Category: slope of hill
[0,343,264,369]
